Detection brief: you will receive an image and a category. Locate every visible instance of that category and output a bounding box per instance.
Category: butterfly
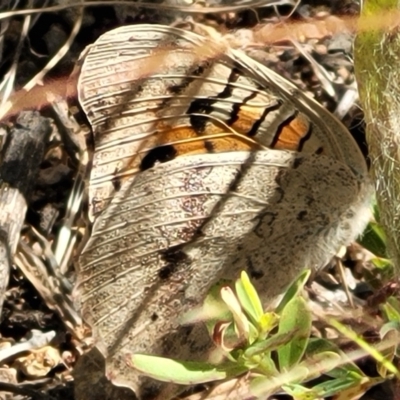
[75,24,371,398]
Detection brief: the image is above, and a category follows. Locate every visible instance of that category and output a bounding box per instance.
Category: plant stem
[354,1,400,271]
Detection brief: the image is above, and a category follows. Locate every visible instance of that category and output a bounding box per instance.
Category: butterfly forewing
[76,25,371,396]
[79,25,366,220]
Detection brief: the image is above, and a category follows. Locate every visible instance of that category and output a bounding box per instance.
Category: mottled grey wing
[77,151,368,394]
[76,24,371,398]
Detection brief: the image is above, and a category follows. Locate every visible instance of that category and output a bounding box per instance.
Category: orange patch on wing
[155,124,257,156]
[201,123,257,152]
[155,126,208,155]
[230,105,265,134]
[273,114,310,151]
[120,116,263,182]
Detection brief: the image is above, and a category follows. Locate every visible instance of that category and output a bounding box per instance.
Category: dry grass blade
[15,237,84,337]
[0,2,32,108]
[334,87,358,119]
[0,4,84,120]
[0,0,294,21]
[290,40,336,98]
[180,376,252,400]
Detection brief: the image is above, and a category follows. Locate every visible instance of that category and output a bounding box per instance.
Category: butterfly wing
[78,25,368,220]
[76,25,371,396]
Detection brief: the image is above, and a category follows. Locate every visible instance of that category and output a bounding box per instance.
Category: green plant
[127,269,390,399]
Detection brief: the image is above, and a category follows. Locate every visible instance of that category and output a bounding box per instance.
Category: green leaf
[387,296,400,313]
[258,352,279,375]
[235,271,264,326]
[358,221,387,258]
[311,376,363,398]
[328,318,400,378]
[282,383,319,400]
[380,320,400,337]
[258,312,279,337]
[128,354,245,385]
[298,351,341,381]
[312,376,384,399]
[221,286,250,341]
[249,375,277,398]
[181,281,230,327]
[275,269,311,315]
[382,298,400,323]
[244,329,300,358]
[305,338,365,379]
[250,365,309,398]
[371,257,393,271]
[377,323,399,378]
[277,296,312,370]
